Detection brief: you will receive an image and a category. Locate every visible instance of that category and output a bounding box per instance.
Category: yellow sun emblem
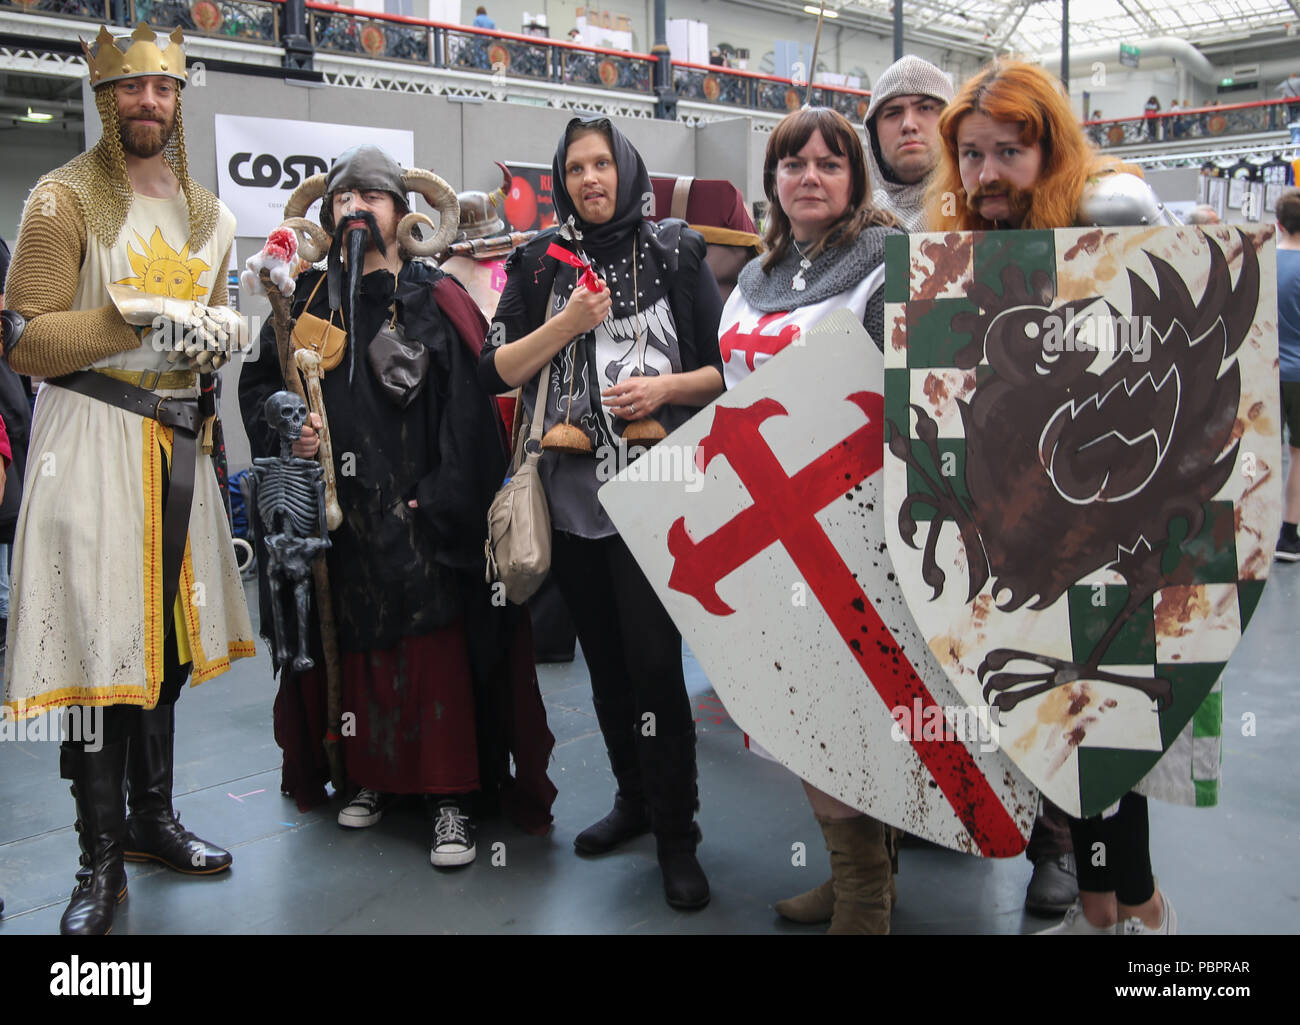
[115,227,211,300]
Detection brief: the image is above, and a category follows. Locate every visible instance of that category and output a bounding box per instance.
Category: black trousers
[1068,792,1155,906]
[548,530,693,748]
[1024,798,1074,861]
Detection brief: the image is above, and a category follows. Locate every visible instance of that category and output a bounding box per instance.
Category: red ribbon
[546,243,603,292]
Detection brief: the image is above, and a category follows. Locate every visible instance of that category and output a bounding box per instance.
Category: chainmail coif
[36,86,219,250]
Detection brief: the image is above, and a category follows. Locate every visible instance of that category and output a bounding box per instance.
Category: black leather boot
[639,727,710,910]
[60,740,130,936]
[123,704,232,874]
[575,699,651,855]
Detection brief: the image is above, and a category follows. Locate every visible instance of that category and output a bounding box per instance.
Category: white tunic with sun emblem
[3,190,255,718]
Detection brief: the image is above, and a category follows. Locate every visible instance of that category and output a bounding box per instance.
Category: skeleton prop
[249,391,331,671]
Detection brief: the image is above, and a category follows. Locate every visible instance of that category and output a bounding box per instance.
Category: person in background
[1273,189,1300,561]
[473,6,495,29]
[0,232,30,667]
[1088,111,1105,146]
[0,232,10,649]
[860,54,954,231]
[1277,71,1300,124]
[568,28,584,43]
[1186,204,1221,225]
[1144,95,1161,140]
[0,231,7,920]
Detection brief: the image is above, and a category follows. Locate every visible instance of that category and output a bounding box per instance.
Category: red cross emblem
[667,394,1024,856]
[719,311,801,372]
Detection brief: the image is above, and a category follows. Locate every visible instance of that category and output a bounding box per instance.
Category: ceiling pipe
[1034,36,1219,85]
[717,0,995,59]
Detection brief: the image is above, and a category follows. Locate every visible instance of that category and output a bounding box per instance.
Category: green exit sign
[1221,77,1234,86]
[1119,43,1140,67]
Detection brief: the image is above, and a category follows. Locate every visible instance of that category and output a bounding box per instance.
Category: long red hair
[925,60,1133,231]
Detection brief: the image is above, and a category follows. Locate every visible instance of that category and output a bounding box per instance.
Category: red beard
[119,113,175,158]
[966,183,1033,224]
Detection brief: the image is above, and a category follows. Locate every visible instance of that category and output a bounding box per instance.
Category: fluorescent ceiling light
[803,5,839,16]
[19,108,54,123]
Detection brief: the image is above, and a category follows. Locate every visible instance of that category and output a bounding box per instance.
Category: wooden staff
[262,271,346,792]
[806,1,827,108]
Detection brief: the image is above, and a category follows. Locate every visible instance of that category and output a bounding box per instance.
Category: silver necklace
[791,238,812,292]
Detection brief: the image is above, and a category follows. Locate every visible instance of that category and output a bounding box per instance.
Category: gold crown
[81,22,187,89]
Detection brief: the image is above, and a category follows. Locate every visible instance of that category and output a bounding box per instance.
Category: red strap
[545,243,603,292]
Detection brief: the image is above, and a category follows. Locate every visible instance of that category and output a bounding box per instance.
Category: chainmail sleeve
[210,243,231,308]
[4,182,140,376]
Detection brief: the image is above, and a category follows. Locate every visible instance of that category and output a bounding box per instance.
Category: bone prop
[293,347,343,531]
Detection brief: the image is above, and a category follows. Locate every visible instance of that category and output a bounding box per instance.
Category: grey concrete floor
[1,567,1297,936]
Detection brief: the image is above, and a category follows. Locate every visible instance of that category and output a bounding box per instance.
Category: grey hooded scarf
[862,56,955,232]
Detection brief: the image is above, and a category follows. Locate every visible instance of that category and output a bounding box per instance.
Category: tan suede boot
[774,878,835,923]
[775,874,898,924]
[819,813,894,935]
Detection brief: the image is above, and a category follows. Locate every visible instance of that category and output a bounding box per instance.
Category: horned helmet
[275,145,460,264]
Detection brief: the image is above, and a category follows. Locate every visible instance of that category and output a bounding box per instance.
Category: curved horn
[489,160,512,212]
[284,173,328,219]
[399,168,459,256]
[281,217,330,264]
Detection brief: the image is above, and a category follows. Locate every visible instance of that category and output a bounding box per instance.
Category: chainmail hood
[737,225,898,345]
[862,56,954,232]
[38,45,217,250]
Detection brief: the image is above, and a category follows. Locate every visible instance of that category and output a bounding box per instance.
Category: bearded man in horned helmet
[0,22,255,935]
[238,145,557,868]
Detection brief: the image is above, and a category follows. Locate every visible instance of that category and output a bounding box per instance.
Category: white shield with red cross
[598,311,1038,856]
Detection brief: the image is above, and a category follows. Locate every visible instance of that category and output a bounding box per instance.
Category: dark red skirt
[278,625,479,805]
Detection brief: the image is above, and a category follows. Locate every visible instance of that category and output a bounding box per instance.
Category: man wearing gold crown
[0,22,255,935]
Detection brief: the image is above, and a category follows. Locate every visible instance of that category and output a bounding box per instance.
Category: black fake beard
[326,211,388,385]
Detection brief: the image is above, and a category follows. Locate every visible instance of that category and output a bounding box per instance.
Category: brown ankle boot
[774,878,834,923]
[818,813,893,935]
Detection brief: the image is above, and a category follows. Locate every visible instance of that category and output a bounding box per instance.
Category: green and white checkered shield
[882,226,1280,817]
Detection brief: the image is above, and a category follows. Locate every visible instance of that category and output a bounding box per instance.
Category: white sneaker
[1120,891,1177,934]
[337,788,389,828]
[1036,899,1116,935]
[430,800,476,867]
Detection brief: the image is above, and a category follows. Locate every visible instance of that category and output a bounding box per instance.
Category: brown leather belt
[50,370,204,629]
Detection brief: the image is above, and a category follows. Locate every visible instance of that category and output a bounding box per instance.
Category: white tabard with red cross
[598,311,1038,856]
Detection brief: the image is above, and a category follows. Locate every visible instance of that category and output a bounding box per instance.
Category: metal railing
[1,0,868,117]
[305,4,659,91]
[0,0,110,21]
[10,0,1290,139]
[122,0,281,44]
[1084,99,1298,148]
[672,60,870,122]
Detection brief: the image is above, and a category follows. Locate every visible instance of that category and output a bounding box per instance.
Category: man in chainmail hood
[862,55,954,231]
[2,21,254,936]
